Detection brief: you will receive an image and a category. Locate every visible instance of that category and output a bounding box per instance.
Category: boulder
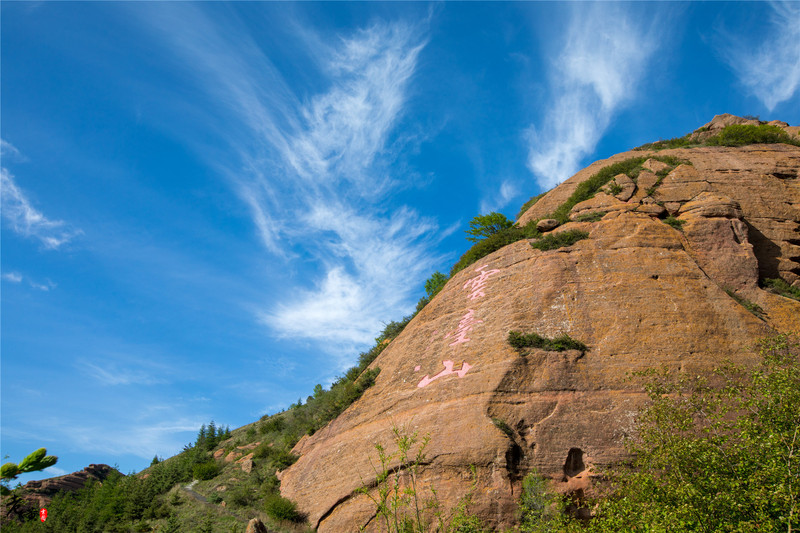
[569,192,635,220]
[606,173,635,201]
[536,219,560,232]
[245,518,270,533]
[237,453,255,473]
[642,158,670,174]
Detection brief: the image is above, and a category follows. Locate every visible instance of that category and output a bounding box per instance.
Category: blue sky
[2,2,799,482]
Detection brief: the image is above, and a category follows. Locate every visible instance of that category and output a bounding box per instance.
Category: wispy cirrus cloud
[2,270,55,290]
[147,9,440,360]
[716,2,800,111]
[1,141,81,249]
[526,4,663,189]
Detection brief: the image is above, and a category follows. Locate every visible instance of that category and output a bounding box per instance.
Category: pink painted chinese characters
[417,360,473,388]
[462,264,501,300]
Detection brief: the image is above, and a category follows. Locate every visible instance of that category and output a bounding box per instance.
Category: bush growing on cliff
[465,212,514,242]
[584,334,800,532]
[508,331,588,353]
[706,123,800,147]
[762,277,800,301]
[450,222,540,276]
[529,230,589,252]
[425,271,448,299]
[518,469,567,533]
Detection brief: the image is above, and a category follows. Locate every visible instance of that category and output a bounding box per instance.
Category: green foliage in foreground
[584,334,800,532]
[2,449,58,495]
[762,277,800,301]
[508,331,588,353]
[518,469,569,533]
[360,426,487,533]
[2,449,59,522]
[529,230,589,251]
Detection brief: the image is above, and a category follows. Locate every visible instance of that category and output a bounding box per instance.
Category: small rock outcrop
[245,517,270,533]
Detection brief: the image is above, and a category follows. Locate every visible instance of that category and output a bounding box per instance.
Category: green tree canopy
[424,271,448,299]
[465,212,513,242]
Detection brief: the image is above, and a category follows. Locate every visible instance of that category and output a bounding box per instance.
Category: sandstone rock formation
[16,464,117,510]
[280,117,800,531]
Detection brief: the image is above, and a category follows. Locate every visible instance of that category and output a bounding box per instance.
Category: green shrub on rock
[264,493,302,522]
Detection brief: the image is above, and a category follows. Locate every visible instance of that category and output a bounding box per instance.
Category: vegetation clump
[635,133,701,151]
[637,123,800,151]
[574,211,606,223]
[508,331,588,353]
[706,123,800,147]
[450,222,540,276]
[529,229,589,252]
[724,288,765,319]
[264,493,303,522]
[762,277,800,301]
[549,158,648,223]
[663,215,685,230]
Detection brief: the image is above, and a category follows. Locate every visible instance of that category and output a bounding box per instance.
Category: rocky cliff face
[280,116,800,531]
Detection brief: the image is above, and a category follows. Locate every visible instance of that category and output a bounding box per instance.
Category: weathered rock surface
[282,120,800,532]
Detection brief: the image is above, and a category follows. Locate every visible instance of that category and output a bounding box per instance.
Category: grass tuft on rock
[508,331,588,353]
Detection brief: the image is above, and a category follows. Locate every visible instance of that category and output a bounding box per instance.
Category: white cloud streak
[479,180,518,215]
[1,165,80,250]
[78,355,173,386]
[1,271,55,290]
[717,1,800,111]
[147,9,440,360]
[2,272,23,283]
[526,4,662,189]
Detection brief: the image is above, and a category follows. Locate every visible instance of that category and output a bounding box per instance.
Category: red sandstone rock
[282,121,800,531]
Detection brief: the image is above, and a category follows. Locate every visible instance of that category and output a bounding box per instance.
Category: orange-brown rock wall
[281,141,799,531]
